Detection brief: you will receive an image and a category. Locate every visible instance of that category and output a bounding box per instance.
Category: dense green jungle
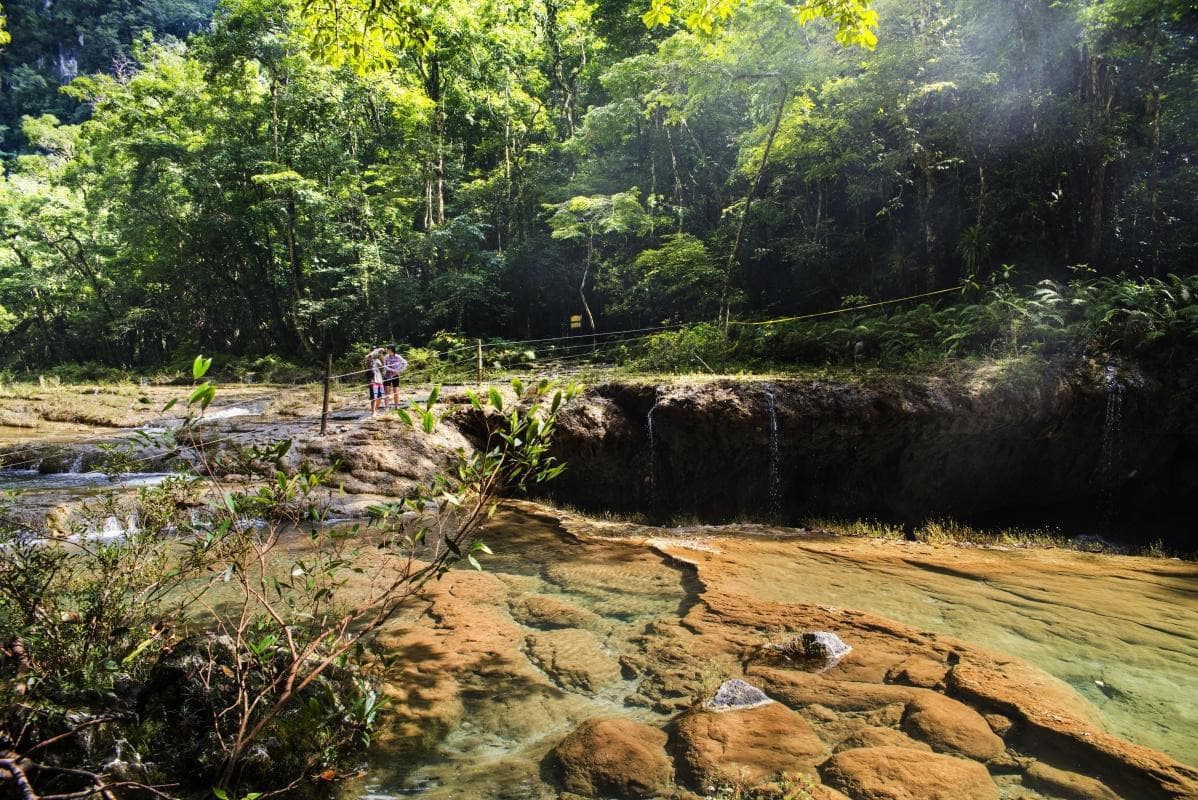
[2,1,1198,800]
[0,0,1195,373]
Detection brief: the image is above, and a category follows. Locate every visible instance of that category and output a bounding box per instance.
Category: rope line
[727,286,963,327]
[471,322,692,350]
[406,321,693,359]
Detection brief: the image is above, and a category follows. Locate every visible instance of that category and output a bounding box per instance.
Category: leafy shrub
[634,323,742,372]
[0,360,580,799]
[699,274,1198,371]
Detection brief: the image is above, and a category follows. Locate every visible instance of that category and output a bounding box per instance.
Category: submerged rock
[508,593,604,631]
[553,718,673,799]
[524,628,621,694]
[884,655,948,689]
[673,702,827,787]
[900,693,1006,761]
[1024,761,1121,800]
[819,745,999,800]
[706,678,773,711]
[833,726,932,754]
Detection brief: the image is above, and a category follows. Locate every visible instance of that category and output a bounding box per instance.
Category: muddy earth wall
[541,362,1198,546]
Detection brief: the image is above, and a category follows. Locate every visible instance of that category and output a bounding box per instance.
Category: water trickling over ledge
[541,362,1197,549]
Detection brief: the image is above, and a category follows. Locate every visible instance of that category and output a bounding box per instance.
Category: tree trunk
[720,74,789,327]
[1084,52,1113,270]
[580,236,597,337]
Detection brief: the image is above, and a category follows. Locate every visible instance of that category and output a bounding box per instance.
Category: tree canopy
[0,0,1195,370]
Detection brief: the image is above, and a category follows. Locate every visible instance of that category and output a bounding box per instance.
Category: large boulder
[819,746,999,800]
[900,693,1005,761]
[554,718,673,798]
[673,702,828,787]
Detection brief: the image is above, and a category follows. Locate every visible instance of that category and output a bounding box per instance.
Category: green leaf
[467,554,482,571]
[122,636,160,664]
[488,386,503,411]
[193,355,212,379]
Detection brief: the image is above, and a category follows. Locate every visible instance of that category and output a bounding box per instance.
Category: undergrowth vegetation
[0,358,580,799]
[808,516,1181,559]
[631,275,1198,374]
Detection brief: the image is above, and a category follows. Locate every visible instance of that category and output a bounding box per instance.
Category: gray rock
[706,679,773,711]
[801,631,852,660]
[765,630,852,666]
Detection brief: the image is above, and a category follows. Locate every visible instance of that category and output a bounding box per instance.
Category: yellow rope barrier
[727,286,964,327]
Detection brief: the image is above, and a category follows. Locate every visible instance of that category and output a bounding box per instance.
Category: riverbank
[3,357,1195,552]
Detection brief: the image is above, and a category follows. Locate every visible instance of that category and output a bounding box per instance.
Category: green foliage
[0,477,204,709]
[0,365,581,798]
[0,0,1196,371]
[642,0,878,49]
[604,233,722,323]
[634,322,741,372]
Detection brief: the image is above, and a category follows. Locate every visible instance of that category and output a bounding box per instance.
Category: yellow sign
[569,315,583,330]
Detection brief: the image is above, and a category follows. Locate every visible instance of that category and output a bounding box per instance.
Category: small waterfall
[84,513,139,543]
[764,384,781,520]
[68,451,85,473]
[1096,364,1125,530]
[646,394,660,510]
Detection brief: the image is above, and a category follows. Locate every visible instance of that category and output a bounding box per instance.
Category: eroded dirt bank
[5,361,1195,548]
[543,361,1198,545]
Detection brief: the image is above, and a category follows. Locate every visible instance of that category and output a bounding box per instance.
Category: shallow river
[356,508,1198,798]
[646,522,1198,767]
[3,466,1195,796]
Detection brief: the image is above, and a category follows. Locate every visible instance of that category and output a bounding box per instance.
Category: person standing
[368,348,386,416]
[383,345,408,410]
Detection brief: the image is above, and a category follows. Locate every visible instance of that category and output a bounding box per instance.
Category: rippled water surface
[659,526,1198,768]
[358,508,689,799]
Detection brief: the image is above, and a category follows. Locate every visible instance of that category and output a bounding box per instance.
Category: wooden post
[320,353,332,436]
[476,339,483,387]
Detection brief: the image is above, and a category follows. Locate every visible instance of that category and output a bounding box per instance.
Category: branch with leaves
[642,0,878,48]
